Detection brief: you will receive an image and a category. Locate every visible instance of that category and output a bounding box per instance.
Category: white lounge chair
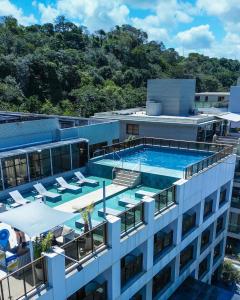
[33,183,61,202]
[56,177,81,192]
[98,207,120,217]
[74,172,99,187]
[9,190,30,206]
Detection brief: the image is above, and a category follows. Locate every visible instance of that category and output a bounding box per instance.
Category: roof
[0,201,76,238]
[217,112,240,122]
[0,138,88,159]
[195,92,230,96]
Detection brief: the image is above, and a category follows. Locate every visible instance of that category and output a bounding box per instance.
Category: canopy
[218,113,240,122]
[0,200,76,238]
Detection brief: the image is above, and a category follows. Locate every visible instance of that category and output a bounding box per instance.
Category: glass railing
[0,256,47,300]
[119,202,144,235]
[231,197,240,209]
[154,185,176,215]
[62,222,107,271]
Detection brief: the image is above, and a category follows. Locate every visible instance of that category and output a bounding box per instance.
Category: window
[228,212,240,233]
[213,243,221,261]
[195,96,200,101]
[29,149,51,180]
[0,164,3,191]
[126,124,139,135]
[121,254,143,287]
[52,145,71,174]
[203,198,213,219]
[152,266,172,297]
[201,228,211,252]
[231,187,240,209]
[205,96,208,102]
[198,257,208,278]
[182,212,196,237]
[154,230,173,257]
[180,245,194,271]
[89,141,107,158]
[67,281,107,300]
[219,188,227,206]
[216,215,224,235]
[218,96,224,102]
[72,142,88,169]
[2,154,28,189]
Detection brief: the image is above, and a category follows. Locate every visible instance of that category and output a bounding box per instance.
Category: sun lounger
[33,183,61,202]
[75,218,102,229]
[56,177,82,192]
[98,207,120,217]
[118,197,137,206]
[74,171,99,187]
[135,190,156,199]
[9,191,30,206]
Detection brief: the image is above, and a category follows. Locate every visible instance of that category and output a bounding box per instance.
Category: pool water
[115,147,212,171]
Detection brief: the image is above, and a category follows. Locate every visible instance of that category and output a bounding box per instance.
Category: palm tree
[80,202,94,232]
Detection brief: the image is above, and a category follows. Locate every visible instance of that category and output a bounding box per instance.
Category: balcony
[121,253,143,288]
[62,222,107,272]
[154,185,176,215]
[119,202,144,235]
[228,224,240,234]
[231,188,240,209]
[0,256,47,300]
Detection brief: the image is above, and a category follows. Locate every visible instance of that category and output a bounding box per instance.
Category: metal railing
[0,256,47,300]
[228,224,240,234]
[62,222,107,271]
[154,185,176,215]
[119,202,144,235]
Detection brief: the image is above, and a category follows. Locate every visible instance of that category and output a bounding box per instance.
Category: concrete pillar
[106,215,121,300]
[142,197,155,271]
[45,247,66,300]
[145,280,153,300]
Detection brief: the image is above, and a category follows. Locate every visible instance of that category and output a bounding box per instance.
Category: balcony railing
[62,222,107,271]
[97,137,233,179]
[154,185,176,215]
[0,256,47,300]
[119,202,144,235]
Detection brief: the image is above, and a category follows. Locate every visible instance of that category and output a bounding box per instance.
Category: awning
[0,201,76,238]
[217,113,240,122]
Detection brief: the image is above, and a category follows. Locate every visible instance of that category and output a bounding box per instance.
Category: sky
[1,0,240,59]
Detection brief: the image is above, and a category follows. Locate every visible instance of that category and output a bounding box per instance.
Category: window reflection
[72,142,88,169]
[52,145,71,174]
[2,154,28,188]
[29,149,51,180]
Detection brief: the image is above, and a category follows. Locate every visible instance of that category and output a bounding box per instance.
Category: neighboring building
[229,86,240,114]
[195,92,229,109]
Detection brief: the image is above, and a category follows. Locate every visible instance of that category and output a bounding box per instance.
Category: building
[0,135,235,300]
[0,111,120,195]
[195,92,229,109]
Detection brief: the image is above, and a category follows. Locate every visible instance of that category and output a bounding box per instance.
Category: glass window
[67,281,107,300]
[213,243,221,261]
[203,198,213,219]
[2,154,28,189]
[228,212,240,233]
[198,257,208,278]
[219,188,227,206]
[205,96,208,102]
[195,96,200,101]
[121,254,143,287]
[89,142,107,158]
[201,228,210,252]
[216,215,224,235]
[154,230,173,257]
[182,212,196,237]
[180,245,194,271]
[52,145,71,174]
[29,149,51,180]
[152,265,172,297]
[126,124,139,135]
[72,142,88,169]
[0,162,3,191]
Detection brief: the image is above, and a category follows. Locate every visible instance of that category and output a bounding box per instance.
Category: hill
[0,16,239,117]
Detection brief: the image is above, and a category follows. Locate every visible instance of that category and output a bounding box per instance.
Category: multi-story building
[195,92,229,109]
[0,134,235,300]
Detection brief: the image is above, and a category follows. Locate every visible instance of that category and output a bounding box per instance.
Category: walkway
[55,184,127,213]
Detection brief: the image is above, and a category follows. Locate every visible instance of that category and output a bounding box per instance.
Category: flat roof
[195,92,230,96]
[0,138,87,159]
[94,108,218,125]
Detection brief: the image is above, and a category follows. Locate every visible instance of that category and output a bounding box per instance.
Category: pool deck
[55,184,128,213]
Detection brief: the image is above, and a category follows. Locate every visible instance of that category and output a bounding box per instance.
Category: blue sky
[1,0,240,59]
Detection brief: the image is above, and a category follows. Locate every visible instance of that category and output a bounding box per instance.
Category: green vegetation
[0,16,239,116]
[221,260,240,284]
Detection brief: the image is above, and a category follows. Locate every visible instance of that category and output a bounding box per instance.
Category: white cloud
[37,0,129,31]
[176,24,215,49]
[0,0,36,25]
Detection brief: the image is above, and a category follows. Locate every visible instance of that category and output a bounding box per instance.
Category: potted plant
[79,203,94,251]
[34,232,53,280]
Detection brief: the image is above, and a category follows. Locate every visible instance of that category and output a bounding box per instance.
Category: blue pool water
[115,147,212,171]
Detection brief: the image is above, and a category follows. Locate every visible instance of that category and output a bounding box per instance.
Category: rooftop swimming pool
[93,146,213,178]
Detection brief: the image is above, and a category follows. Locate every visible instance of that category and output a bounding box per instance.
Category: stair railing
[112,151,124,180]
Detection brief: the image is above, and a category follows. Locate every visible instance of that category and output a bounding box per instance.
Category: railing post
[45,247,66,300]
